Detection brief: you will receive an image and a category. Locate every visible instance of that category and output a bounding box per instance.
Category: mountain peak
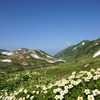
[17,48,29,51]
[55,38,100,62]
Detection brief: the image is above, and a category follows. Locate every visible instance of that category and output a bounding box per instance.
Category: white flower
[94,71,100,75]
[59,95,64,100]
[64,80,69,84]
[36,91,39,94]
[24,89,28,93]
[0,96,2,99]
[77,79,82,83]
[32,90,36,94]
[53,88,62,93]
[69,75,75,80]
[90,69,95,72]
[48,84,53,89]
[87,74,93,79]
[57,88,62,92]
[73,81,79,86]
[70,80,75,84]
[88,95,94,100]
[19,88,23,92]
[93,75,100,80]
[5,96,15,100]
[72,71,76,75]
[36,85,40,88]
[92,89,100,96]
[97,68,100,71]
[84,89,90,95]
[53,89,57,93]
[54,95,59,100]
[26,94,30,99]
[84,77,90,82]
[64,86,68,90]
[30,96,34,100]
[44,90,48,93]
[64,89,68,94]
[19,98,25,100]
[68,84,73,89]
[60,91,65,96]
[22,97,25,100]
[54,95,64,100]
[77,96,83,100]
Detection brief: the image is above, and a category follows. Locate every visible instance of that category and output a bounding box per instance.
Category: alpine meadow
[0,0,100,100]
[0,38,100,100]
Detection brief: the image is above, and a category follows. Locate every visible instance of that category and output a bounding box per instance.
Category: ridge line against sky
[0,0,100,55]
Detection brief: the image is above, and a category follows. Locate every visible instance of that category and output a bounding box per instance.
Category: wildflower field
[0,57,100,100]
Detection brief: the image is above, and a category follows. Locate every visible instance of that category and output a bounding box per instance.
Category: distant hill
[0,49,9,52]
[55,38,100,62]
[0,48,65,73]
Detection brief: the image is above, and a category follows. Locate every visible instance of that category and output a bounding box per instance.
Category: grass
[0,67,100,100]
[35,57,100,77]
[0,56,100,100]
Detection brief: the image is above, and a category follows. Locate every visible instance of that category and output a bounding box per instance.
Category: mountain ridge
[0,48,65,63]
[55,38,100,62]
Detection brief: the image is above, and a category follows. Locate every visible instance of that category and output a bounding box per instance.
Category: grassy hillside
[0,39,100,99]
[55,38,100,62]
[0,56,100,100]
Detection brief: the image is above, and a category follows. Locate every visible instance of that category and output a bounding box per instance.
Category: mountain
[55,38,100,62]
[0,48,65,73]
[1,48,65,63]
[0,49,9,56]
[0,49,9,52]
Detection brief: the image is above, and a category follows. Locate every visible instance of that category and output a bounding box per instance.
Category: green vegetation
[0,38,100,99]
[55,38,100,62]
[0,56,100,100]
[0,57,62,73]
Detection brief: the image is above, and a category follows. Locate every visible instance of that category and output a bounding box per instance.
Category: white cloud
[66,42,72,46]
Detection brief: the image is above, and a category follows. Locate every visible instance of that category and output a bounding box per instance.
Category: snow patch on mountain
[82,42,85,45]
[18,49,22,50]
[46,55,52,58]
[56,59,66,62]
[46,60,55,63]
[31,54,41,59]
[73,47,77,50]
[1,59,12,62]
[2,52,13,56]
[46,59,66,63]
[93,50,100,58]
[95,43,99,46]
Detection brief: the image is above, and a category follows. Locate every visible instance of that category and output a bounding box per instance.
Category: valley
[0,38,100,100]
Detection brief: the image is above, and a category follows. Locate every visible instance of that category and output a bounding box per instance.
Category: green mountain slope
[0,40,100,100]
[55,38,100,62]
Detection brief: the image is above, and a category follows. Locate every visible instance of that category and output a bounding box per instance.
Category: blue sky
[0,0,100,55]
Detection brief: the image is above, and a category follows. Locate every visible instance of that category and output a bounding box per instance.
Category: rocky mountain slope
[0,48,65,63]
[0,48,65,73]
[55,38,100,62]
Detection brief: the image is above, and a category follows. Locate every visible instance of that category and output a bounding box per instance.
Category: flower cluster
[0,67,100,100]
[84,89,100,100]
[53,68,100,100]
